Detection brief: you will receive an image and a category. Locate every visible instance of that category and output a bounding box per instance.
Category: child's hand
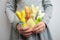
[17,24,32,37]
[33,21,46,34]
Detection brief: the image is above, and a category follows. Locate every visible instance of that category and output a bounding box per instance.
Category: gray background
[0,0,60,40]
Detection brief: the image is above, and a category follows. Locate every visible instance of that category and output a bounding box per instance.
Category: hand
[17,24,32,38]
[33,21,46,34]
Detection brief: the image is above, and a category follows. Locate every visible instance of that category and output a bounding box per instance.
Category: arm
[42,0,53,27]
[5,0,19,30]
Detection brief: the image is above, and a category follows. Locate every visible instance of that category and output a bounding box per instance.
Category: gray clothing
[5,0,53,40]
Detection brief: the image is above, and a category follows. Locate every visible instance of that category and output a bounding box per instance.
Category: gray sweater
[5,0,53,40]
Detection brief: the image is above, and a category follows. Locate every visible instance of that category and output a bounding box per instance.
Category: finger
[34,24,39,28]
[36,28,44,33]
[33,22,43,29]
[34,24,43,32]
[33,25,39,32]
[23,32,32,36]
[20,28,32,34]
[39,22,45,27]
[18,27,28,34]
[23,32,32,37]
[36,26,45,33]
[21,27,30,31]
[24,28,32,33]
[39,24,45,31]
[17,26,20,31]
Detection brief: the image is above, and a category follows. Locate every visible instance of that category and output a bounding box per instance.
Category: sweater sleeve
[42,0,53,27]
[5,0,19,30]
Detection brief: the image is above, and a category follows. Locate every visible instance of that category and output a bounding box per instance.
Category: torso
[17,0,44,11]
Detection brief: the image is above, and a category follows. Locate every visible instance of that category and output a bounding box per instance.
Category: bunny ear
[16,11,21,20]
[38,10,45,18]
[36,6,39,10]
[31,4,35,12]
[40,13,45,18]
[21,10,26,18]
[31,4,35,9]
